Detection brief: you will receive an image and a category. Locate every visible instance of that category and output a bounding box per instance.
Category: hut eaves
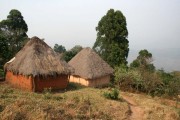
[6,36,73,77]
[68,47,114,79]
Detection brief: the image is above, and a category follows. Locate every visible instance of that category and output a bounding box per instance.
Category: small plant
[103,88,119,100]
[2,88,14,94]
[0,88,14,99]
[62,94,67,100]
[14,112,26,120]
[53,96,63,101]
[177,108,180,117]
[67,82,84,90]
[73,95,80,103]
[0,105,4,112]
[0,94,6,99]
[43,88,52,99]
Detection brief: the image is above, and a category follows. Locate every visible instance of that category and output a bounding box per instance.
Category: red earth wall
[34,75,68,92]
[6,71,68,92]
[5,71,33,91]
[69,75,110,87]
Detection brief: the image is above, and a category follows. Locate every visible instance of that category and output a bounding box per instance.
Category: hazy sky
[0,0,180,71]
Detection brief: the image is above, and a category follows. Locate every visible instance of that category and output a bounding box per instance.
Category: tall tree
[53,44,66,54]
[0,9,28,59]
[130,49,155,72]
[93,9,129,67]
[0,9,28,69]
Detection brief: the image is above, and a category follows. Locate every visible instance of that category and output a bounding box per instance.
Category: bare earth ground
[121,92,180,120]
[122,94,145,120]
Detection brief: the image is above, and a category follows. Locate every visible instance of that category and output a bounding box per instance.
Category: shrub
[115,67,143,91]
[103,88,119,100]
[115,67,167,96]
[141,71,164,96]
[164,77,180,97]
[158,70,180,97]
[67,82,84,90]
[115,66,180,97]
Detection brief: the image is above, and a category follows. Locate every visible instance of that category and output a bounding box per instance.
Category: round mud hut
[5,36,73,92]
[68,47,114,87]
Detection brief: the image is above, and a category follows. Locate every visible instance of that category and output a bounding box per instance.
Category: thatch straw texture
[68,47,114,79]
[6,36,73,77]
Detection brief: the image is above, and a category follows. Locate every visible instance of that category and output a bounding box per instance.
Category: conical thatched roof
[6,36,73,77]
[68,47,114,79]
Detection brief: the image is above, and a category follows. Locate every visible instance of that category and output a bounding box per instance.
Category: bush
[164,77,180,97]
[103,88,119,100]
[115,67,143,91]
[67,82,84,90]
[157,70,180,97]
[0,69,4,77]
[141,71,164,96]
[115,67,159,96]
[114,66,180,97]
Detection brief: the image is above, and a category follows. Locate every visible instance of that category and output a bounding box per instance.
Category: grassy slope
[0,82,179,120]
[0,83,129,120]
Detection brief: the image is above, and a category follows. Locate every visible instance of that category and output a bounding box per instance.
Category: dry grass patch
[122,92,180,120]
[0,83,129,120]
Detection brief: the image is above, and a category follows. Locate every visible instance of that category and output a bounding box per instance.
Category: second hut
[68,47,114,87]
[5,36,73,92]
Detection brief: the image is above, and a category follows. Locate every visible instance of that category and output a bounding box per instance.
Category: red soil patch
[122,94,145,120]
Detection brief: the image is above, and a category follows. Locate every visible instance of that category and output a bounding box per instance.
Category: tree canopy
[53,44,66,54]
[130,49,155,72]
[0,9,28,68]
[93,9,129,68]
[62,45,83,62]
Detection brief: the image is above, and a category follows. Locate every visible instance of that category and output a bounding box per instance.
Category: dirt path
[122,95,145,120]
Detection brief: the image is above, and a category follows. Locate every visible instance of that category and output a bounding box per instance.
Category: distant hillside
[128,48,180,72]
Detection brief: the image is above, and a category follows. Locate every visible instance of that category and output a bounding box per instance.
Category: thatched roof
[68,47,114,79]
[6,36,73,77]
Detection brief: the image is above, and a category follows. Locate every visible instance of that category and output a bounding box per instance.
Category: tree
[0,23,7,68]
[53,44,66,53]
[0,9,28,61]
[93,9,129,67]
[62,45,83,62]
[130,49,155,72]
[0,35,10,69]
[70,45,83,54]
